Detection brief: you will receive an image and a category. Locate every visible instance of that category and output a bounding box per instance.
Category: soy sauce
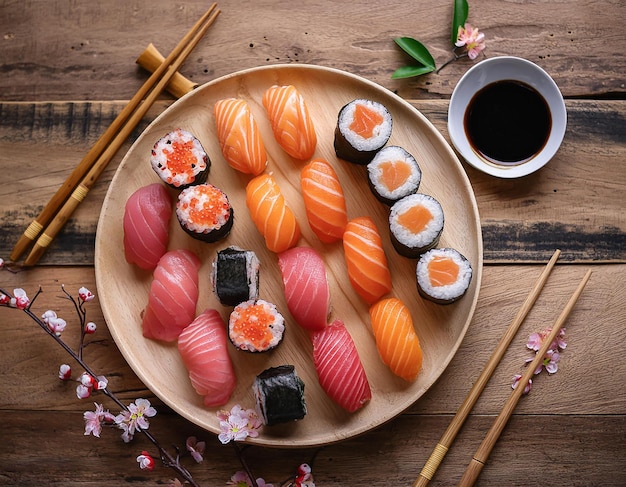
[464,80,551,165]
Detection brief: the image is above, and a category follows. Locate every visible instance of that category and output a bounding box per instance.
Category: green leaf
[393,37,436,70]
[391,65,436,79]
[451,0,469,45]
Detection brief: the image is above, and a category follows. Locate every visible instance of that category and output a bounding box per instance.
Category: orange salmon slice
[428,256,460,287]
[350,103,384,138]
[397,205,433,234]
[380,160,412,192]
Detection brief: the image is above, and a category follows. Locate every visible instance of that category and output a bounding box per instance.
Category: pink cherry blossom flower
[455,23,486,60]
[227,471,273,487]
[42,310,67,335]
[13,288,30,309]
[78,287,95,302]
[511,374,533,395]
[58,364,72,380]
[136,451,155,471]
[84,321,97,334]
[186,436,206,463]
[526,327,566,375]
[217,405,262,444]
[94,375,108,391]
[83,402,115,437]
[76,383,92,399]
[115,398,157,443]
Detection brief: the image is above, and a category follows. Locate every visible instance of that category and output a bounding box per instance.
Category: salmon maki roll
[300,158,348,243]
[214,98,267,175]
[263,85,317,160]
[368,297,423,382]
[367,146,422,205]
[342,216,392,304]
[389,193,444,258]
[416,248,473,304]
[245,173,301,253]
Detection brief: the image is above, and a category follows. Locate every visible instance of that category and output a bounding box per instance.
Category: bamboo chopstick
[458,268,592,487]
[136,43,199,99]
[413,249,561,487]
[21,5,220,266]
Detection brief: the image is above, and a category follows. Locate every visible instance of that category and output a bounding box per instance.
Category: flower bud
[136,451,155,471]
[76,384,92,399]
[58,364,72,380]
[84,322,97,334]
[78,287,95,302]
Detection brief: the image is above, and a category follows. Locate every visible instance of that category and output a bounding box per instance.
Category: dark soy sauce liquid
[464,80,551,166]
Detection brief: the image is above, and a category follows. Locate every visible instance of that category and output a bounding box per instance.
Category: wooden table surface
[1,1,624,485]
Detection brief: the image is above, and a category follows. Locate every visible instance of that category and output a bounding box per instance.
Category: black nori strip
[254,365,306,426]
[214,247,259,306]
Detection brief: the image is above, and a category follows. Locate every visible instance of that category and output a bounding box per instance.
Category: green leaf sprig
[392,0,469,79]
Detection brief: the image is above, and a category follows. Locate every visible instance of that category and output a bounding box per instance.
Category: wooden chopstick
[458,268,592,487]
[22,5,220,266]
[413,249,561,487]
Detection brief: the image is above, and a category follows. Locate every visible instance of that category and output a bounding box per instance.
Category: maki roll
[228,299,285,352]
[367,146,422,205]
[389,193,444,258]
[151,128,210,189]
[416,248,473,304]
[176,183,233,243]
[212,246,260,307]
[253,365,306,426]
[334,99,392,165]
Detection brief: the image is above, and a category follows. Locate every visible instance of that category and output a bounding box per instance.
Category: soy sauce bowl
[448,56,567,178]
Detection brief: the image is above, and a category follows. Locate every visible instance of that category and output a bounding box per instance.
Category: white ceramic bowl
[448,56,567,178]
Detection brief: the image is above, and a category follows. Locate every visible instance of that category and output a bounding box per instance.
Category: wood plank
[0,410,623,486]
[1,265,623,415]
[1,100,624,264]
[1,0,625,101]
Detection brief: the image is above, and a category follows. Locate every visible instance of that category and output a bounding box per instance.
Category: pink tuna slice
[277,246,330,332]
[178,309,236,407]
[123,183,172,270]
[141,249,200,342]
[312,319,371,412]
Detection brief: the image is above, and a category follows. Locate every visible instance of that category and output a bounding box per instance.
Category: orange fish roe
[162,139,203,185]
[350,103,384,138]
[229,300,285,352]
[427,256,460,287]
[179,185,230,228]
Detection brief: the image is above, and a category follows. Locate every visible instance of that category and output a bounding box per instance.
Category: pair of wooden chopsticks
[10,4,220,266]
[414,250,592,486]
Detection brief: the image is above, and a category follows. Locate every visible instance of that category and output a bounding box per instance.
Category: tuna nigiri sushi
[141,249,200,342]
[262,85,317,160]
[342,216,392,304]
[300,159,348,244]
[368,297,423,382]
[278,246,330,332]
[312,319,371,412]
[214,98,267,175]
[178,309,236,407]
[123,183,172,270]
[245,173,301,253]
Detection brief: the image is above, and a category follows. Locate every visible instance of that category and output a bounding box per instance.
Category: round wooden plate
[95,64,483,448]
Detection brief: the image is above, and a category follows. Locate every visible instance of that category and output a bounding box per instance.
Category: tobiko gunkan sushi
[150,128,210,189]
[176,183,233,243]
[228,299,285,353]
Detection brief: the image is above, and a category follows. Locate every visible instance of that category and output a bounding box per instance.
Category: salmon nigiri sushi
[312,319,371,412]
[368,297,423,382]
[178,309,236,407]
[245,173,300,253]
[342,216,392,304]
[214,98,267,175]
[263,85,317,160]
[300,158,348,244]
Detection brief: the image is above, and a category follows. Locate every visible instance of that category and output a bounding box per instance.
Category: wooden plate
[95,64,483,448]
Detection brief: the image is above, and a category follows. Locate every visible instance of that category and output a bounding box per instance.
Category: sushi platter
[95,64,483,447]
